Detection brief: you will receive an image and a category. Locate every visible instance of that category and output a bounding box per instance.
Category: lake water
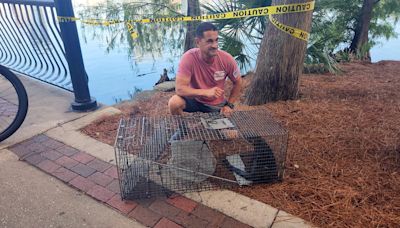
[73,0,192,104]
[370,22,400,62]
[73,1,400,105]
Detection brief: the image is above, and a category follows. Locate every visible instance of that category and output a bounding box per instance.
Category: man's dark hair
[195,22,218,38]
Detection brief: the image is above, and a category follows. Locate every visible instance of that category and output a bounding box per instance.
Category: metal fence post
[54,0,97,111]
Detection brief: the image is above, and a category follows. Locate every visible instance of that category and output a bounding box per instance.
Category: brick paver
[37,160,61,173]
[149,200,181,218]
[128,205,163,227]
[53,167,78,182]
[104,166,119,179]
[8,135,255,228]
[166,195,198,213]
[87,159,112,172]
[107,195,137,214]
[28,143,48,153]
[105,179,120,193]
[170,211,209,228]
[154,218,183,228]
[71,152,95,164]
[56,145,79,157]
[41,150,63,161]
[87,185,116,202]
[24,154,46,165]
[69,176,96,192]
[70,163,96,177]
[41,139,64,150]
[88,172,114,187]
[192,204,226,227]
[18,138,37,147]
[136,197,158,208]
[31,134,50,143]
[55,156,79,169]
[9,144,32,158]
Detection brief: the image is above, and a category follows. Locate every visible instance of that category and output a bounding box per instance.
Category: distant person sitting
[168,22,242,116]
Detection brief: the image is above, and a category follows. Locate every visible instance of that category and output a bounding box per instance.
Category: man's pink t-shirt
[177,48,240,106]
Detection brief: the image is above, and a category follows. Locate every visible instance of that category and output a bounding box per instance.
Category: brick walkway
[9,134,252,228]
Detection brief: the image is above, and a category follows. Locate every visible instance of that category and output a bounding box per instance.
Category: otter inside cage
[114,110,288,200]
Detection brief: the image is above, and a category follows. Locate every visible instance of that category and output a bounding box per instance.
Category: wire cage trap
[114,109,288,200]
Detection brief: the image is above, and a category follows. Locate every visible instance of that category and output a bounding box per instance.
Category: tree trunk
[183,0,200,52]
[349,0,376,61]
[245,0,314,105]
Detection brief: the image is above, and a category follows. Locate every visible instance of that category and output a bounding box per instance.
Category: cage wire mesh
[114,109,288,199]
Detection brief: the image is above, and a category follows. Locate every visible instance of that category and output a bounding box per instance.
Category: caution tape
[269,15,309,41]
[58,1,314,41]
[125,22,138,39]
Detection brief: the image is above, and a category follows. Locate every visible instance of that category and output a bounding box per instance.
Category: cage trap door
[162,140,217,185]
[201,118,235,130]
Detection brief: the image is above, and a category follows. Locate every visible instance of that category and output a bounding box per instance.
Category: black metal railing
[0,0,71,90]
[0,0,97,111]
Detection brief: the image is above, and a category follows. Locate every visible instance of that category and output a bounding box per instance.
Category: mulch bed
[81,61,400,227]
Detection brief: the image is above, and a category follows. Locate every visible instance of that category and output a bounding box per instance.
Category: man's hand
[204,87,224,99]
[220,105,233,117]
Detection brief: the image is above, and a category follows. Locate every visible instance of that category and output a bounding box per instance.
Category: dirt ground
[82,61,400,227]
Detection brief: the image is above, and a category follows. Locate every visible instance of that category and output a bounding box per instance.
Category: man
[168,22,242,116]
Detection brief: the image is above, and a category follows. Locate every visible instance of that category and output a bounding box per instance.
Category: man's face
[196,30,219,58]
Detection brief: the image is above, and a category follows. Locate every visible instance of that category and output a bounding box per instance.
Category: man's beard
[208,48,218,56]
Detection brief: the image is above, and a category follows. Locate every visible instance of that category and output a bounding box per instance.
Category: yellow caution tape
[268,15,309,41]
[126,22,138,39]
[58,1,315,41]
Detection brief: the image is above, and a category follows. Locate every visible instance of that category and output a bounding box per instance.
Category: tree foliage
[203,0,400,72]
[76,0,400,74]
[76,0,185,62]
[202,0,271,70]
[313,0,400,57]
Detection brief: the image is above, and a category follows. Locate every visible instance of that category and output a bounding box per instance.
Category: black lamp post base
[71,98,98,112]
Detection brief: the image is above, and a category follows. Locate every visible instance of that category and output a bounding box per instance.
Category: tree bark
[245,0,314,105]
[183,0,200,52]
[349,0,376,61]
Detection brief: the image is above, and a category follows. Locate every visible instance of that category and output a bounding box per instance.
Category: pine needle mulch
[82,61,400,227]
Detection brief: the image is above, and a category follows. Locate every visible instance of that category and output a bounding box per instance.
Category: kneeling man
[168,22,242,116]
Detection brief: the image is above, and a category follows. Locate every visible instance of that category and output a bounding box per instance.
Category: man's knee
[168,95,186,114]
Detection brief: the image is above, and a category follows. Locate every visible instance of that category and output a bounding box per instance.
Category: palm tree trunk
[245,0,314,105]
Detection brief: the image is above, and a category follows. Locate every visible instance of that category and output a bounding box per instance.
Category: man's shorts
[182,97,227,113]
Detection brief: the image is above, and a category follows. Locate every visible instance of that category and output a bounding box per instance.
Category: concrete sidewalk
[0,76,86,149]
[0,149,143,228]
[0,75,314,228]
[0,76,143,227]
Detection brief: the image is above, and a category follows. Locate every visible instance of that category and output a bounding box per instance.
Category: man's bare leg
[168,95,186,115]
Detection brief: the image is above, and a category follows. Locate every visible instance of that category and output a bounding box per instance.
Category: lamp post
[54,0,97,111]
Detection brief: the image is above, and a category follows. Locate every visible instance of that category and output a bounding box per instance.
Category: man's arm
[175,75,224,99]
[221,76,242,116]
[227,76,242,104]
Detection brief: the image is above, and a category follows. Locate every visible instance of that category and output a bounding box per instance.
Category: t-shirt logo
[213,71,225,81]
